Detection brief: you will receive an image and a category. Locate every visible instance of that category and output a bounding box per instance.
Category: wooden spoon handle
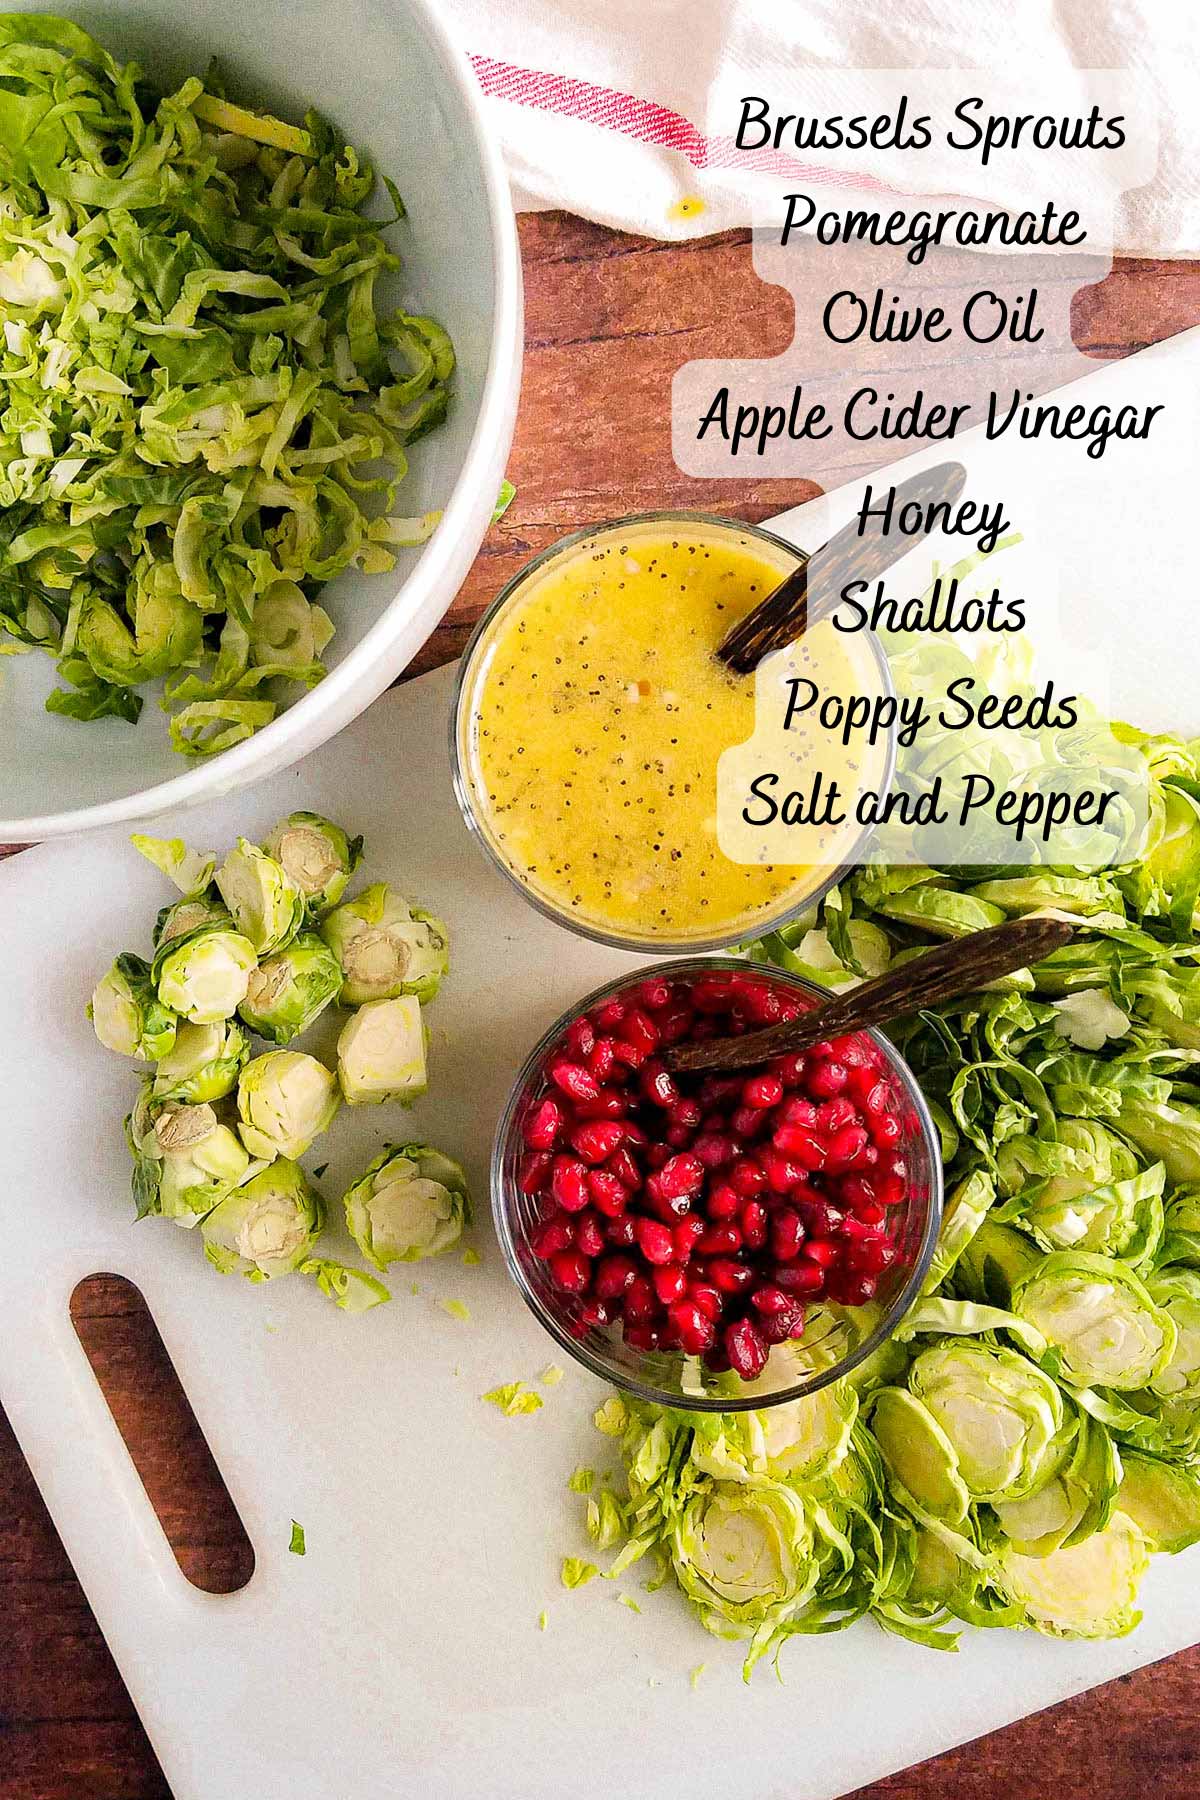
[716,460,967,674]
[663,916,1074,1074]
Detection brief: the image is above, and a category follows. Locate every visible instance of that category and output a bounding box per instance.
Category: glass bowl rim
[449,508,898,956]
[490,954,944,1412]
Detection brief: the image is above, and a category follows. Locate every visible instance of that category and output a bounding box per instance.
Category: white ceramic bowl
[0,0,521,841]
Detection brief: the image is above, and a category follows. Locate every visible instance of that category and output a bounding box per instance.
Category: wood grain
[3,211,1200,1800]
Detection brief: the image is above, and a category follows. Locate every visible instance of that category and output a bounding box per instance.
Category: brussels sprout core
[321,883,448,1005]
[202,1159,324,1279]
[238,933,342,1046]
[262,812,362,916]
[154,1101,218,1153]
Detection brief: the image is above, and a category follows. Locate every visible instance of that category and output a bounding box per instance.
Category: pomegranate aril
[805,1058,848,1099]
[699,1075,744,1108]
[573,1087,629,1120]
[564,1017,596,1061]
[623,1273,658,1323]
[645,1141,671,1170]
[729,1104,767,1140]
[850,1238,896,1275]
[593,998,626,1030]
[641,1061,678,1108]
[694,1132,735,1170]
[549,1059,600,1104]
[696,1222,742,1256]
[574,1210,606,1258]
[638,976,672,1009]
[770,1210,805,1262]
[770,1052,810,1087]
[656,1006,694,1045]
[740,1199,768,1250]
[523,1097,564,1149]
[595,1254,639,1301]
[826,1124,870,1168]
[623,1320,663,1351]
[610,1036,648,1070]
[653,1263,687,1305]
[871,1112,904,1148]
[780,1095,819,1127]
[667,1300,715,1355]
[587,1169,628,1217]
[688,1282,722,1322]
[706,1181,740,1221]
[876,1171,907,1206]
[764,1150,808,1191]
[815,1097,859,1134]
[672,1215,706,1261]
[833,1272,878,1306]
[760,1300,805,1344]
[549,1248,591,1293]
[587,1037,618,1082]
[709,1256,754,1295]
[742,1073,784,1110]
[703,1343,731,1373]
[798,1196,840,1237]
[803,1238,839,1269]
[725,1316,768,1380]
[774,1261,826,1295]
[606,1214,637,1248]
[635,1217,675,1265]
[692,977,737,1013]
[570,1120,625,1164]
[668,1097,703,1130]
[518,1150,553,1196]
[576,1298,611,1330]
[606,1146,642,1189]
[653,1153,704,1200]
[621,1006,660,1054]
[550,1156,590,1212]
[729,1158,766,1197]
[770,1128,825,1171]
[751,1283,791,1317]
[665,1123,694,1150]
[530,1216,573,1258]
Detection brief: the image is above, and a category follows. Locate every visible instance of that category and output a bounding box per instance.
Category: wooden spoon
[663,915,1074,1074]
[715,460,967,673]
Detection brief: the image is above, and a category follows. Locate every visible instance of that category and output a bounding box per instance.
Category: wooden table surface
[4,211,1200,1800]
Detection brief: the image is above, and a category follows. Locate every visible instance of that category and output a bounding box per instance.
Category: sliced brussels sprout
[262,812,363,917]
[320,882,448,1005]
[1013,1252,1177,1391]
[1118,1451,1200,1552]
[1050,988,1131,1051]
[202,1158,324,1280]
[238,933,342,1045]
[130,834,216,897]
[342,1143,470,1269]
[787,919,891,988]
[336,995,427,1105]
[758,1376,858,1484]
[156,925,258,1024]
[907,1341,1065,1504]
[875,887,1005,938]
[1146,1268,1200,1401]
[869,1388,970,1523]
[148,1100,251,1225]
[1021,1123,1165,1265]
[152,891,232,956]
[997,1510,1148,1638]
[215,837,306,956]
[300,1257,391,1313]
[125,1081,165,1219]
[992,1412,1119,1558]
[969,873,1125,918]
[1158,1185,1200,1267]
[670,1480,817,1636]
[236,1050,340,1160]
[954,1219,1043,1308]
[151,1019,250,1104]
[1119,1095,1200,1185]
[89,953,178,1061]
[923,1169,996,1292]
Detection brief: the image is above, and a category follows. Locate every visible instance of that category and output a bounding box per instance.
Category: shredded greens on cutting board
[571,720,1200,1675]
[0,13,453,752]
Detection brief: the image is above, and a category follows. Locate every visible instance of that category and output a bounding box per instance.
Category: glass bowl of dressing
[451,511,894,953]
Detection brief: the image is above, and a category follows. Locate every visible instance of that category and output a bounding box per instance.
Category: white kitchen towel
[447,0,1200,255]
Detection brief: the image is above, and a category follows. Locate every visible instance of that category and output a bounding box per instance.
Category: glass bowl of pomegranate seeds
[492,959,943,1411]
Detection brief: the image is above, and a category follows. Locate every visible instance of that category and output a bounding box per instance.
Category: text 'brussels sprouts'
[90,953,178,1061]
[238,933,342,1046]
[262,813,363,917]
[202,1159,324,1281]
[336,995,427,1105]
[237,1050,340,1160]
[342,1143,470,1268]
[321,882,448,1005]
[215,838,306,956]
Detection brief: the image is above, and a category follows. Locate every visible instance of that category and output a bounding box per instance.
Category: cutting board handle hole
[71,1274,256,1595]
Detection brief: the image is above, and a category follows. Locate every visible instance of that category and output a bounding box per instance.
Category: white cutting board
[3,331,1200,1800]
